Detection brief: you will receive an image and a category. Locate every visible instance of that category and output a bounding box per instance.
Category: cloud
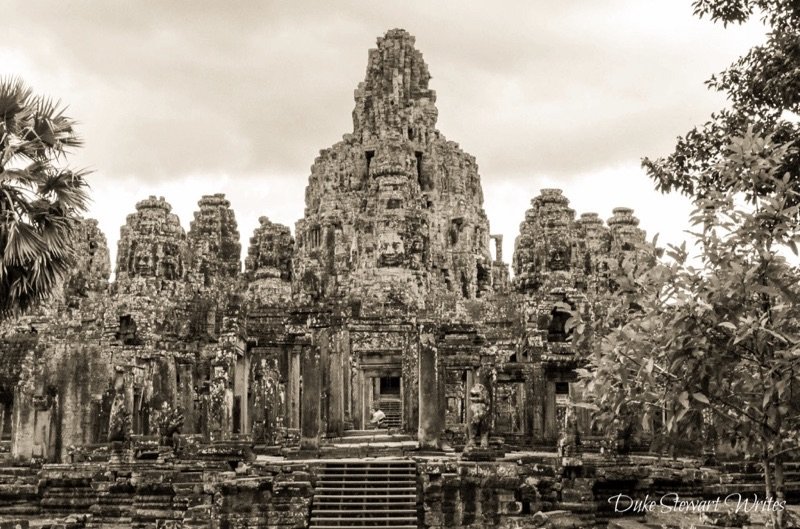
[0,1,766,269]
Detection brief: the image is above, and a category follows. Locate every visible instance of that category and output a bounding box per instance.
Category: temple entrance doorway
[377,375,402,429]
[359,368,403,430]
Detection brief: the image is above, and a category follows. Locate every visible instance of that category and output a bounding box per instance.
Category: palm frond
[0,77,89,320]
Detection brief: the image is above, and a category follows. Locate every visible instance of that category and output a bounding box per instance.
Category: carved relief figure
[557,404,580,458]
[465,383,490,450]
[107,369,130,443]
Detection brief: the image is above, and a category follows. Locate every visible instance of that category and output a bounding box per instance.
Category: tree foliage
[644,1,800,203]
[584,2,800,527]
[0,78,89,318]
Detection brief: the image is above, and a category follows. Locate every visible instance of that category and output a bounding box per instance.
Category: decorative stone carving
[557,405,581,458]
[188,194,241,284]
[293,29,494,310]
[107,369,130,443]
[152,401,184,446]
[116,196,188,285]
[465,383,490,450]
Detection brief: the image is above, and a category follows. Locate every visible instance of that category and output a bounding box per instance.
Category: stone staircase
[310,460,418,529]
[378,398,402,430]
[0,466,40,515]
[705,460,800,500]
[320,430,417,458]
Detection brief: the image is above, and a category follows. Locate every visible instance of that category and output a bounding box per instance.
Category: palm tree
[0,77,89,318]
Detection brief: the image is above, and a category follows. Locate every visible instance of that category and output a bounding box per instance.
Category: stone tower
[115,196,188,290]
[188,193,242,286]
[293,29,493,313]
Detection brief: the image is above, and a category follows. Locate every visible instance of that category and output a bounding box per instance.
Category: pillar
[342,330,353,430]
[327,330,344,437]
[418,326,443,449]
[288,348,300,429]
[544,380,557,442]
[176,362,195,433]
[300,343,321,451]
[530,364,546,444]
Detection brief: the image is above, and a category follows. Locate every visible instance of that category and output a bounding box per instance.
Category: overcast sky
[1,1,766,270]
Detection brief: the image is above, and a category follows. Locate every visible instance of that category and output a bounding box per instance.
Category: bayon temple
[0,29,795,529]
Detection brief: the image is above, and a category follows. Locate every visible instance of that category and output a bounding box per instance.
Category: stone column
[530,364,546,444]
[327,329,344,437]
[288,349,301,429]
[342,330,353,430]
[176,362,195,433]
[300,342,321,451]
[403,330,420,435]
[544,381,557,442]
[418,325,442,450]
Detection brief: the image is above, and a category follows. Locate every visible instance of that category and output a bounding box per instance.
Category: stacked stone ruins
[0,29,794,528]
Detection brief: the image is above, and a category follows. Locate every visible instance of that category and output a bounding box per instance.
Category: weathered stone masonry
[0,28,779,528]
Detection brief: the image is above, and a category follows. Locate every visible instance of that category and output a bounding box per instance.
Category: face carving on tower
[134,252,152,275]
[548,240,571,271]
[378,232,405,267]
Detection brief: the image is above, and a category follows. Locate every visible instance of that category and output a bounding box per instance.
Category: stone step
[318,480,416,486]
[310,460,418,528]
[322,468,415,472]
[323,462,415,467]
[315,494,416,499]
[310,526,417,529]
[311,519,416,527]
[317,489,416,495]
[313,509,416,514]
[322,467,416,473]
[331,434,413,443]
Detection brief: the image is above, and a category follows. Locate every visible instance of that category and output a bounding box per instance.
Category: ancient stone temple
[0,28,792,529]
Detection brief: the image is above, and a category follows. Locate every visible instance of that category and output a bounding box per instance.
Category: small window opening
[365,150,375,175]
[117,315,140,346]
[232,396,242,434]
[309,226,321,248]
[415,151,432,191]
[547,307,574,343]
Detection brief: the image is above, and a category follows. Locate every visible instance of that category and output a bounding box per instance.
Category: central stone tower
[293,29,493,313]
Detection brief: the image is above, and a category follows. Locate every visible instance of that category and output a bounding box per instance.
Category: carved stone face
[469,383,488,404]
[547,241,570,271]
[378,232,405,267]
[135,252,152,275]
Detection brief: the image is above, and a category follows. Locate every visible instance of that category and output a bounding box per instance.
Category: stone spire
[245,217,293,282]
[294,29,494,311]
[513,189,577,292]
[116,196,187,284]
[607,207,645,251]
[352,28,438,141]
[63,218,111,299]
[188,194,242,285]
[245,216,294,305]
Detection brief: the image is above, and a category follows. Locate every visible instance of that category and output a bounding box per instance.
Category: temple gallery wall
[0,28,791,529]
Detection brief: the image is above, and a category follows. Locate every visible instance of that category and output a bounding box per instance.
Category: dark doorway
[380,376,401,396]
[376,376,402,429]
